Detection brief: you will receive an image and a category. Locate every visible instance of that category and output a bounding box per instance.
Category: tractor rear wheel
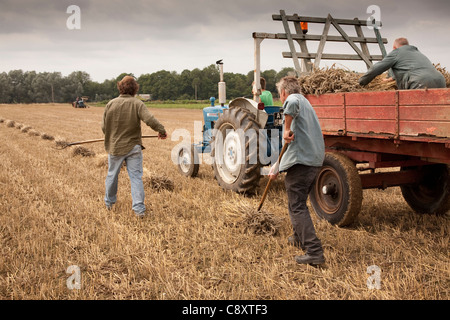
[211,106,261,194]
[310,152,363,226]
[400,164,450,215]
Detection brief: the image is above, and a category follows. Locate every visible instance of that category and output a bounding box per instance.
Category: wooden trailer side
[307,88,450,141]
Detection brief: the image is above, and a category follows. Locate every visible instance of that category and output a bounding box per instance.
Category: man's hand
[158,132,167,140]
[268,161,279,181]
[383,77,394,82]
[284,130,294,144]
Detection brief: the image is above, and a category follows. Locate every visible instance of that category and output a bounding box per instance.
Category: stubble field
[0,103,448,300]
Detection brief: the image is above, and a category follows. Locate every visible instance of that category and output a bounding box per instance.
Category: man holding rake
[269,76,326,266]
[102,76,167,217]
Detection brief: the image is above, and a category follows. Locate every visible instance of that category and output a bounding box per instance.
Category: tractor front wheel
[176,143,199,178]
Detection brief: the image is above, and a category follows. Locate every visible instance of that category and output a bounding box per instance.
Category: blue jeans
[104,145,145,214]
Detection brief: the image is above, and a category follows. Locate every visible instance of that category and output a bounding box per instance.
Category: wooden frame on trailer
[252,10,389,101]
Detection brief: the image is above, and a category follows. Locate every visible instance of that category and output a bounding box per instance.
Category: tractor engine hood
[228,97,268,128]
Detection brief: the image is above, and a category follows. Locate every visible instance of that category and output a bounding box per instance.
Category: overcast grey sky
[1,0,449,82]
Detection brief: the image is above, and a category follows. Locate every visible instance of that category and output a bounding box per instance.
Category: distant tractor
[72,96,89,108]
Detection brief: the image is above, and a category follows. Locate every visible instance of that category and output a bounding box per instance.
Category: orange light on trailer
[300,22,308,34]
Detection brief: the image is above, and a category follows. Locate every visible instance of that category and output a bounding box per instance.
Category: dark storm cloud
[0,0,448,81]
[1,0,448,41]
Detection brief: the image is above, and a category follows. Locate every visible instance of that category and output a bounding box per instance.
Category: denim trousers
[284,164,324,256]
[104,145,145,214]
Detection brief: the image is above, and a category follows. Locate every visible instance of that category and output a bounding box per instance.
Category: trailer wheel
[310,152,363,226]
[211,107,261,194]
[400,164,450,215]
[176,144,199,178]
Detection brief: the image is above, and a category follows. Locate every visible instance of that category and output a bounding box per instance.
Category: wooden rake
[55,135,159,149]
[257,131,292,211]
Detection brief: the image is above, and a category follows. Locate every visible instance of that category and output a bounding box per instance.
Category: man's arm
[101,104,109,135]
[268,114,295,181]
[359,50,398,86]
[138,103,166,135]
[283,114,295,143]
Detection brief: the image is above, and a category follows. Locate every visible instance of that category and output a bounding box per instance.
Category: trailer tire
[400,164,450,215]
[211,106,261,194]
[310,152,363,226]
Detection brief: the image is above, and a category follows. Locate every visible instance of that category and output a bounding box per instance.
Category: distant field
[0,103,448,300]
[90,99,283,109]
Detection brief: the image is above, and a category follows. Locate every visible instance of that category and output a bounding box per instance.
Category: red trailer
[306,88,450,226]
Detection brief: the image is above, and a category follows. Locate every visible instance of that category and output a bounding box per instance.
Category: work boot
[135,210,146,219]
[288,235,306,251]
[295,253,325,266]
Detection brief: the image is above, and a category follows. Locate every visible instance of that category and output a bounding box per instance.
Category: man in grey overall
[359,37,446,89]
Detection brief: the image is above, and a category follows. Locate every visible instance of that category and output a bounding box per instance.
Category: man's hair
[117,76,139,95]
[394,37,409,47]
[276,76,301,95]
[260,77,266,90]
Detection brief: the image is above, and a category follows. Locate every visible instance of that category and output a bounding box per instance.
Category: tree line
[0,66,296,104]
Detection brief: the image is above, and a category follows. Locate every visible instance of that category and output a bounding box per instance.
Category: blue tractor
[176,60,284,194]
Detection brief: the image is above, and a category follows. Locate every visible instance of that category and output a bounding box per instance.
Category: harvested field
[0,103,448,300]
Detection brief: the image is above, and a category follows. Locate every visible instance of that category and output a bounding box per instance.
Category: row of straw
[0,118,55,140]
[0,117,174,193]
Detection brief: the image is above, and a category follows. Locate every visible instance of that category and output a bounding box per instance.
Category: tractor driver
[252,77,274,106]
[359,37,446,90]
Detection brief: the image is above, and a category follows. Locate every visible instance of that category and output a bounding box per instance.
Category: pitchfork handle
[257,131,292,211]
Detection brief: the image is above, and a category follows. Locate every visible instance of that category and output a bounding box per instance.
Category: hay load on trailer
[296,64,449,96]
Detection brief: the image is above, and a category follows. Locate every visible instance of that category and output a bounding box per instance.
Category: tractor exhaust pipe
[216,59,226,106]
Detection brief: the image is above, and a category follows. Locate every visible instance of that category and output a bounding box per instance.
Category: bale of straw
[72,146,96,157]
[55,138,70,149]
[143,168,174,192]
[297,64,398,96]
[297,65,361,95]
[299,63,448,96]
[28,129,41,136]
[21,126,32,133]
[434,63,450,87]
[41,133,55,141]
[222,200,282,236]
[6,120,15,128]
[15,123,24,130]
